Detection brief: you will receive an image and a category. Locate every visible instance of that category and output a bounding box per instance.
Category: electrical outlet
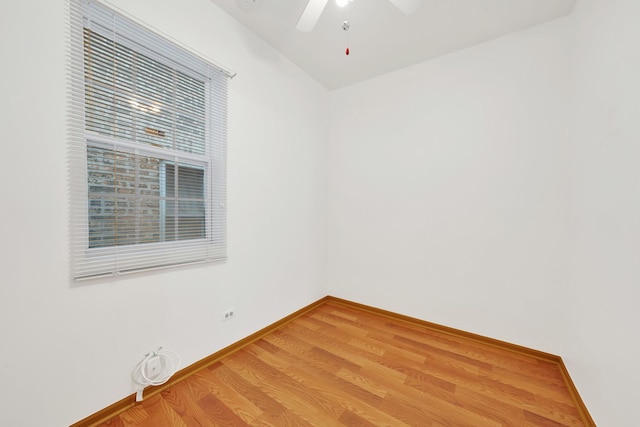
[145,355,163,380]
[222,309,235,321]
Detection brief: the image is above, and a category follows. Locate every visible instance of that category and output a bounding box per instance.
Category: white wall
[328,19,573,354]
[328,1,640,424]
[0,0,328,425]
[565,0,640,425]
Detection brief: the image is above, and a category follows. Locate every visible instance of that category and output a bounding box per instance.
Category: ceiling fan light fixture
[297,0,419,32]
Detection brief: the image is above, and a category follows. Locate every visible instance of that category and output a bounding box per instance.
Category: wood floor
[97,300,589,426]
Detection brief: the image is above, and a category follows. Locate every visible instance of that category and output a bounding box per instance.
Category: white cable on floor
[132,347,181,402]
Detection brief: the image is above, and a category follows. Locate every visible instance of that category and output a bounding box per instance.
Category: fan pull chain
[343,20,350,55]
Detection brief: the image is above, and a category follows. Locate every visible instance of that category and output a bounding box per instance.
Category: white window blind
[68,0,231,280]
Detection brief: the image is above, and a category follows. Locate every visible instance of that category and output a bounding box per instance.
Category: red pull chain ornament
[342,21,350,56]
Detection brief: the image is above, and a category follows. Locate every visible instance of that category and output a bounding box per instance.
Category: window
[69,0,231,279]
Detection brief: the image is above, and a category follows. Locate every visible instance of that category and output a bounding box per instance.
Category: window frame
[84,131,212,250]
[69,0,231,280]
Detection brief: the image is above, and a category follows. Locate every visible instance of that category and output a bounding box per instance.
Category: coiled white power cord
[132,347,181,402]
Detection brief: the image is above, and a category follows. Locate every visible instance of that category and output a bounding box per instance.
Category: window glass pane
[87,146,115,195]
[163,163,205,241]
[112,195,137,246]
[88,148,164,247]
[138,197,161,244]
[88,195,137,247]
[176,73,205,114]
[177,163,204,199]
[84,28,206,155]
[88,194,115,248]
[176,113,206,155]
[164,199,177,242]
[134,105,174,150]
[138,156,161,197]
[178,200,205,240]
[135,53,174,106]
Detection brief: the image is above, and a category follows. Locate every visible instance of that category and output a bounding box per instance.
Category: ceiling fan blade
[388,0,423,15]
[296,0,329,32]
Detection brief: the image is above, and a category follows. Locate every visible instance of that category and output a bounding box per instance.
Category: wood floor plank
[248,410,315,427]
[191,369,263,424]
[280,320,504,425]
[523,408,571,426]
[95,301,589,426]
[160,383,216,427]
[222,350,343,425]
[335,368,389,398]
[149,396,190,427]
[338,409,379,427]
[281,326,504,426]
[322,302,563,381]
[206,362,286,419]
[245,340,413,427]
[197,394,248,426]
[99,416,127,427]
[525,397,584,427]
[117,402,151,426]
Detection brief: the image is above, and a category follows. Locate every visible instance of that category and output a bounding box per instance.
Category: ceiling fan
[296,0,423,32]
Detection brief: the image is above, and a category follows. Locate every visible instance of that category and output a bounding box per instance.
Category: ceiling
[210,0,576,90]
